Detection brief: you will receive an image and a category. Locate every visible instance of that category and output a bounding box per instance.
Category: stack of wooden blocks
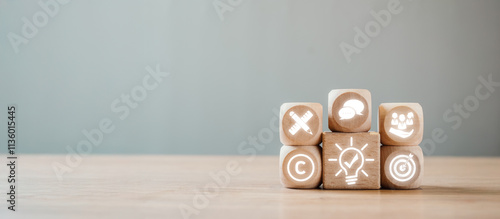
[379,103,424,189]
[279,89,424,190]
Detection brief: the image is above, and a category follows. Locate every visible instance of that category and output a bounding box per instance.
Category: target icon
[389,153,417,182]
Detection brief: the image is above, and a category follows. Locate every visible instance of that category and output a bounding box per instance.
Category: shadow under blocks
[279,89,424,190]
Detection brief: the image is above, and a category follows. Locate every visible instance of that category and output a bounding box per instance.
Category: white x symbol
[288,111,313,135]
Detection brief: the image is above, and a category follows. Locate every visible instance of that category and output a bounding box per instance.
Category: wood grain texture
[2,155,500,219]
[322,132,380,189]
[280,102,323,146]
[328,89,371,133]
[379,103,423,146]
[381,145,424,189]
[279,145,322,189]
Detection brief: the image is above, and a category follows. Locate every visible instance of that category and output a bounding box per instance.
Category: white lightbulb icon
[339,148,365,185]
[328,137,374,186]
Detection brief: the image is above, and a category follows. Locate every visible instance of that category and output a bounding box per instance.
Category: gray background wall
[1,0,499,156]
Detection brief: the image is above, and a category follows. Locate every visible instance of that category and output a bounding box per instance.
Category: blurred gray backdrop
[1,0,499,156]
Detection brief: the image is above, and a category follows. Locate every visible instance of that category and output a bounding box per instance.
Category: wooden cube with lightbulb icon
[322,132,380,189]
[280,103,323,146]
[279,145,322,189]
[380,145,424,189]
[328,89,372,133]
[379,103,424,146]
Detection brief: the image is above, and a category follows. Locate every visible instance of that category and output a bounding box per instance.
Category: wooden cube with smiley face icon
[328,89,372,133]
[379,103,424,146]
[280,103,323,146]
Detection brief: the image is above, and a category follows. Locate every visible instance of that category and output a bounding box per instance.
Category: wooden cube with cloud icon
[328,89,372,132]
[322,132,380,189]
[280,103,323,146]
[379,103,423,146]
[279,145,322,189]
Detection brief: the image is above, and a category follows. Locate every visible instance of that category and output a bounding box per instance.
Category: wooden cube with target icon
[279,145,322,189]
[328,89,372,133]
[379,103,424,146]
[381,145,424,189]
[280,103,323,146]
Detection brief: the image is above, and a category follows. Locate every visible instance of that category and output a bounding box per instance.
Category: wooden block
[381,145,424,189]
[328,89,372,132]
[379,103,423,146]
[279,145,322,189]
[322,132,380,189]
[280,103,323,146]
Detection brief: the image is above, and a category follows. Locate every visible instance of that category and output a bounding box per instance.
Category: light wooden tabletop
[1,155,500,219]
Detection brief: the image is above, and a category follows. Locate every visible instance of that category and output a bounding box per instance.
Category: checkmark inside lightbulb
[344,154,359,168]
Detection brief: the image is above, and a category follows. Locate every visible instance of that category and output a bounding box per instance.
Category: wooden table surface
[1,155,500,219]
